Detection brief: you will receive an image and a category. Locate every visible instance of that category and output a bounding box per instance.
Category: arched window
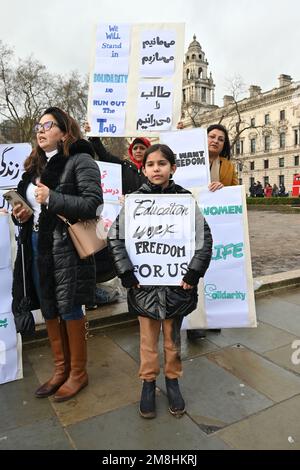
[199,55,202,60]
[198,68,202,78]
[186,69,190,80]
[192,54,196,60]
[186,55,189,60]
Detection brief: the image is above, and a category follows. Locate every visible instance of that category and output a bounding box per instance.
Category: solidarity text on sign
[183,186,256,329]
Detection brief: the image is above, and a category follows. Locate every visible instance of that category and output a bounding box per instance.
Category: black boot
[187,329,206,340]
[139,380,156,419]
[165,377,186,417]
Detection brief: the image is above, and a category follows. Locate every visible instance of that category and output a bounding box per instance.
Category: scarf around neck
[129,154,143,170]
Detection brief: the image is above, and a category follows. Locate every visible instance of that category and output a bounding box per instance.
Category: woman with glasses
[12,107,103,402]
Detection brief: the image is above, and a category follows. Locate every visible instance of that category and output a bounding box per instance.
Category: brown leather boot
[53,318,88,402]
[35,318,70,398]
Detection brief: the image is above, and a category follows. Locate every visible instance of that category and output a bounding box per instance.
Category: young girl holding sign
[108,144,212,419]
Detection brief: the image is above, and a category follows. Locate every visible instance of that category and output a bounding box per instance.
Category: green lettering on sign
[203,205,242,216]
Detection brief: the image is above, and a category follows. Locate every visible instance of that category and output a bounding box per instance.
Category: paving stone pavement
[248,210,300,277]
[1,286,300,451]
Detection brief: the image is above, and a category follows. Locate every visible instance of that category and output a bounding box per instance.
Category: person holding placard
[108,144,212,419]
[187,123,238,340]
[176,122,237,192]
[207,123,238,191]
[12,107,103,402]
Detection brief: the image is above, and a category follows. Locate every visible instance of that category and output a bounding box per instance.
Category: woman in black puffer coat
[108,144,212,419]
[12,107,103,402]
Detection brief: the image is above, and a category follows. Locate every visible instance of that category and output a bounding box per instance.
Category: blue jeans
[31,231,83,320]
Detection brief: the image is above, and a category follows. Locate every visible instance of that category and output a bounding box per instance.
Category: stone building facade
[182,35,217,117]
[181,37,300,193]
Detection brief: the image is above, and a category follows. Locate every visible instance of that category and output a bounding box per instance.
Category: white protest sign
[89,23,131,136]
[0,215,14,318]
[94,161,122,235]
[0,313,18,383]
[0,143,31,189]
[139,30,176,77]
[160,128,210,189]
[183,186,256,329]
[0,189,11,212]
[91,81,127,130]
[0,313,17,351]
[88,22,184,136]
[91,113,126,136]
[137,81,173,131]
[0,268,13,313]
[0,212,12,269]
[0,214,23,384]
[96,161,122,202]
[0,313,22,384]
[95,23,131,59]
[99,202,122,234]
[125,194,195,286]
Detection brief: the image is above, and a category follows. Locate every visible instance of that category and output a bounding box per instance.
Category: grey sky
[2,0,300,105]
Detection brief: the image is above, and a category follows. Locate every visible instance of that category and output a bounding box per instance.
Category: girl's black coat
[107,181,212,320]
[12,140,103,320]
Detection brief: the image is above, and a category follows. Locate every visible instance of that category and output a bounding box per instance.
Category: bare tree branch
[0,41,88,143]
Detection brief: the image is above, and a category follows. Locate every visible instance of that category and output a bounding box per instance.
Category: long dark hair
[143,143,176,167]
[207,124,231,160]
[24,107,82,174]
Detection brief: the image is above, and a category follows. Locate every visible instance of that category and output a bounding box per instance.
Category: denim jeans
[31,231,83,320]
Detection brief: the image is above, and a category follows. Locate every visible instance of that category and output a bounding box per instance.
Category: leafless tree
[219,75,250,149]
[0,41,89,143]
[51,71,88,126]
[219,75,271,173]
[0,41,54,142]
[181,102,202,128]
[101,137,129,160]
